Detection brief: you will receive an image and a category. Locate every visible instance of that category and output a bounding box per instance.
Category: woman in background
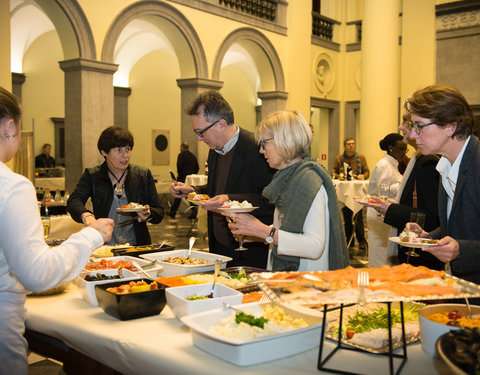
[0,87,113,374]
[367,133,406,267]
[68,126,164,245]
[224,110,349,271]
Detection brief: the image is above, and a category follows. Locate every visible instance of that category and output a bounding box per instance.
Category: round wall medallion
[155,134,168,151]
[314,53,335,95]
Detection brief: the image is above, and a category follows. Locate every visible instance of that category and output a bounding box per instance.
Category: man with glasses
[333,138,370,251]
[169,90,275,268]
[405,85,480,298]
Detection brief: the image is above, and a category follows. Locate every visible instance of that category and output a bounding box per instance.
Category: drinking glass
[41,216,51,240]
[406,212,426,258]
[225,216,247,251]
[378,184,390,202]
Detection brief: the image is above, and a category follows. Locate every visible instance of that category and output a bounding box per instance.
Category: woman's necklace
[107,166,127,196]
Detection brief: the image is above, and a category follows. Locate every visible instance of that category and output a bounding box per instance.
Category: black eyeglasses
[194,119,221,137]
[260,137,274,149]
[408,120,435,135]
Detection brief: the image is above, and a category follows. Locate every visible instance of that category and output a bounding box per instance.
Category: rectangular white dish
[166,283,243,318]
[140,250,231,277]
[180,302,324,366]
[75,268,139,306]
[83,255,164,278]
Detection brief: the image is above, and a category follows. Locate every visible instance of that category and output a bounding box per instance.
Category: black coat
[67,162,164,245]
[177,150,199,182]
[384,154,443,270]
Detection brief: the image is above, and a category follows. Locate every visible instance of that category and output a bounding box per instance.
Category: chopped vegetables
[235,311,269,328]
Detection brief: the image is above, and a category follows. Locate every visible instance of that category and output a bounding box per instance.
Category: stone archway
[212,27,286,120]
[101,1,208,79]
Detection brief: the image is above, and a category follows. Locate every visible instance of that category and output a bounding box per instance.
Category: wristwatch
[265,227,277,244]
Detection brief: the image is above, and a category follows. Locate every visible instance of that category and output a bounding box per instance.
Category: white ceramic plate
[218,207,258,213]
[116,206,146,212]
[389,236,439,249]
[180,301,325,366]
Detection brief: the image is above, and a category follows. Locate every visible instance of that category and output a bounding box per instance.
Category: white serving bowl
[75,268,139,306]
[83,255,164,279]
[180,301,325,366]
[166,283,243,318]
[140,250,231,277]
[418,303,480,355]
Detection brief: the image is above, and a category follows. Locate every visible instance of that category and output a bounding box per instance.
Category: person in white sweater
[0,87,114,374]
[223,110,349,272]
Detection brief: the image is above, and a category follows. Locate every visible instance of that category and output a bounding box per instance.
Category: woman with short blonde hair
[225,110,349,271]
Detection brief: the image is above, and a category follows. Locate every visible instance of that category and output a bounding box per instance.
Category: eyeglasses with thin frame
[194,119,221,137]
[260,137,274,150]
[408,120,435,135]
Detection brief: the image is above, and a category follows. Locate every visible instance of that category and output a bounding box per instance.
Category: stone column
[359,0,401,165]
[114,86,132,128]
[257,91,288,121]
[59,58,118,191]
[176,78,223,174]
[0,0,11,90]
[12,73,26,102]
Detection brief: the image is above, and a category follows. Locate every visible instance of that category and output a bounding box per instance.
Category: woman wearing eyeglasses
[67,126,164,245]
[403,85,480,293]
[0,87,113,373]
[224,110,350,272]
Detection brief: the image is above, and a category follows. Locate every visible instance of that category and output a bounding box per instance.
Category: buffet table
[25,284,451,375]
[333,179,369,214]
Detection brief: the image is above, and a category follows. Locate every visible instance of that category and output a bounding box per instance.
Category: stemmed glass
[406,211,426,258]
[41,216,51,240]
[225,215,247,251]
[378,184,390,202]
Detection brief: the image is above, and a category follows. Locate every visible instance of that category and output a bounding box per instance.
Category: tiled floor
[28,209,368,373]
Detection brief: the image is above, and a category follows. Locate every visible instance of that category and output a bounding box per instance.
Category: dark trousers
[342,206,366,245]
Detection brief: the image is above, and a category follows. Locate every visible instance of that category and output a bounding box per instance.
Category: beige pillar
[257,91,288,121]
[114,86,132,128]
[401,0,436,103]
[59,58,118,191]
[359,0,401,167]
[0,0,11,90]
[176,78,223,174]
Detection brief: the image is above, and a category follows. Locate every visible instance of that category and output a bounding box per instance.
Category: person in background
[405,85,480,295]
[0,87,114,373]
[365,111,443,270]
[34,143,55,168]
[67,126,164,246]
[367,133,406,267]
[169,90,275,268]
[167,141,199,219]
[333,137,370,250]
[224,110,350,271]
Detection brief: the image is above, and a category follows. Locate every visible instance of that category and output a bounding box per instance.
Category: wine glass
[225,215,247,251]
[378,184,390,202]
[406,212,426,258]
[41,216,51,240]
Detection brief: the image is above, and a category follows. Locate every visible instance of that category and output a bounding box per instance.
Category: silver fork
[357,271,369,306]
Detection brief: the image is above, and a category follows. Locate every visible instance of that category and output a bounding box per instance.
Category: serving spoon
[208,258,223,298]
[186,236,195,260]
[131,260,153,280]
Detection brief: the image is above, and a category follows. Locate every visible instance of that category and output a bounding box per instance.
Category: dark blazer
[384,154,444,269]
[430,135,480,286]
[196,128,275,267]
[177,150,199,182]
[67,162,164,245]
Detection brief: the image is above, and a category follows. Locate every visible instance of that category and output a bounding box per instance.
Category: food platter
[389,236,439,249]
[217,207,258,213]
[116,206,146,212]
[436,329,478,375]
[325,302,422,353]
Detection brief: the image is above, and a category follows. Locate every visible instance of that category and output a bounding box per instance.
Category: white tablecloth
[185,174,208,186]
[25,284,450,375]
[48,214,84,239]
[334,180,369,214]
[35,177,65,191]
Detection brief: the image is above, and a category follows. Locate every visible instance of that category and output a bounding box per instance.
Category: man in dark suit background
[169,90,275,268]
[167,142,199,219]
[35,143,55,168]
[405,85,480,303]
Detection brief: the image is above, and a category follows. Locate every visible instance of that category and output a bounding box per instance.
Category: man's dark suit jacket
[430,135,480,287]
[177,150,199,182]
[196,128,275,268]
[384,154,444,270]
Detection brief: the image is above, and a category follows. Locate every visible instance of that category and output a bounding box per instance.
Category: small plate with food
[116,202,147,212]
[218,200,258,213]
[353,196,376,205]
[187,192,210,205]
[389,230,439,249]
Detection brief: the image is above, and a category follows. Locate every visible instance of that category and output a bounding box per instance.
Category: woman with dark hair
[367,133,407,267]
[67,126,164,245]
[404,85,480,294]
[0,87,113,373]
